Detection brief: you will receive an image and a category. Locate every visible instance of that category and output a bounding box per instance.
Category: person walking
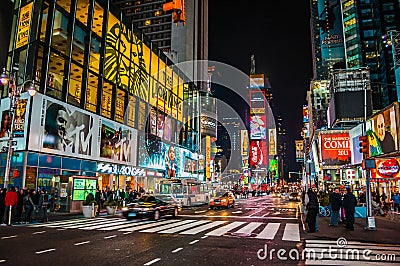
[15,188,25,224]
[4,186,18,225]
[38,188,49,223]
[391,192,400,212]
[305,186,319,233]
[23,189,36,223]
[329,188,342,227]
[343,187,357,231]
[95,188,102,216]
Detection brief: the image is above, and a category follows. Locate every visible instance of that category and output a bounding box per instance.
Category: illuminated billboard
[269,129,277,156]
[241,130,249,156]
[250,90,265,114]
[366,103,399,156]
[249,74,265,89]
[349,124,363,165]
[250,115,266,139]
[371,158,400,179]
[295,140,304,162]
[319,132,351,166]
[303,106,309,123]
[250,140,267,167]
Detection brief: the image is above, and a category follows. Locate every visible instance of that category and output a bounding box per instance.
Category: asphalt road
[0,195,304,266]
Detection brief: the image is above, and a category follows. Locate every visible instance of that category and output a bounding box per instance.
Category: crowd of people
[0,186,50,225]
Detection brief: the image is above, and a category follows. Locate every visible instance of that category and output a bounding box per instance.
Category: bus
[156,178,211,206]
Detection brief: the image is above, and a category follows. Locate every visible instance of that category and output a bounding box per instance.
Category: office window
[68,63,83,106]
[89,37,100,73]
[127,95,136,127]
[76,0,89,27]
[115,89,126,123]
[47,51,66,100]
[138,100,146,131]
[72,25,87,65]
[86,72,98,113]
[92,2,104,37]
[39,4,49,42]
[52,10,71,56]
[102,81,113,118]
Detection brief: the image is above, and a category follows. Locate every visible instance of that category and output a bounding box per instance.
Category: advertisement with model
[349,123,363,165]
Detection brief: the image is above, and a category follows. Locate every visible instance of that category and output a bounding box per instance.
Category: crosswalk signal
[359,135,369,156]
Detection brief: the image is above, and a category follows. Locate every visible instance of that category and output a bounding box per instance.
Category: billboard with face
[0,94,31,152]
[295,140,304,162]
[319,132,351,166]
[250,115,266,139]
[366,103,398,156]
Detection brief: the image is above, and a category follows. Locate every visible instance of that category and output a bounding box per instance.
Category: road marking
[281,223,300,241]
[255,223,280,239]
[123,232,132,235]
[201,235,208,239]
[143,258,161,265]
[0,260,5,263]
[119,220,177,232]
[261,212,270,217]
[57,228,66,231]
[232,211,242,214]
[234,222,263,234]
[32,231,46,234]
[205,221,246,236]
[249,207,267,217]
[101,220,152,231]
[195,210,207,213]
[74,241,90,246]
[104,235,117,239]
[140,220,195,233]
[180,221,228,235]
[82,220,134,230]
[158,220,209,234]
[172,247,183,253]
[1,235,17,240]
[35,248,56,254]
[189,240,199,245]
[178,214,297,220]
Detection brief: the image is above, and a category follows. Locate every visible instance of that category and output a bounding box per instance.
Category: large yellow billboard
[16,2,34,49]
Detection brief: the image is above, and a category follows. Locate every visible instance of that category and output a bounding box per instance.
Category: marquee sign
[97,163,146,176]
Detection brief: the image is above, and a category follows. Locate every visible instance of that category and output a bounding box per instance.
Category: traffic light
[359,135,369,156]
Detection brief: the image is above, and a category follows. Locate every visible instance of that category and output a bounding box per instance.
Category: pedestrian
[305,186,319,233]
[23,189,36,223]
[343,187,357,231]
[32,189,40,221]
[0,188,6,225]
[391,192,400,212]
[95,188,101,216]
[4,186,18,225]
[38,188,49,223]
[329,188,342,227]
[15,188,25,224]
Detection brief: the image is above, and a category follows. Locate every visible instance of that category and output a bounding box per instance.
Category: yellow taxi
[209,191,235,209]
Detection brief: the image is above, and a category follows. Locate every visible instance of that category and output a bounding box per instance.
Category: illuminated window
[115,89,126,123]
[52,10,71,56]
[92,2,104,37]
[144,19,151,26]
[72,25,87,65]
[47,51,66,100]
[39,5,49,42]
[138,100,146,130]
[68,63,83,107]
[155,10,162,16]
[127,95,137,127]
[86,72,98,113]
[102,81,113,118]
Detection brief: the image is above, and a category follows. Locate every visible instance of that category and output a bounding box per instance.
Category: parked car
[121,194,181,220]
[209,191,235,209]
[288,192,301,201]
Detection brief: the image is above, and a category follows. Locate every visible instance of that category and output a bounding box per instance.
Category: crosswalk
[27,217,301,241]
[304,239,400,265]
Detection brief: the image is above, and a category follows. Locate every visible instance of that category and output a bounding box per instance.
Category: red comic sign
[320,132,351,166]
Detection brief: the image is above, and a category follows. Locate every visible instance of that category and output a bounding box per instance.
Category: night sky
[208,1,313,171]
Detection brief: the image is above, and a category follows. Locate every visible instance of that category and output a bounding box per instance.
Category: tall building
[0,0,200,210]
[0,0,13,67]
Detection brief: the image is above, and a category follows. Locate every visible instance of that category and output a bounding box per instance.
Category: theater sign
[319,131,351,167]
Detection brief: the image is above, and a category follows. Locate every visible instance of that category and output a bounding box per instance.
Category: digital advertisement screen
[72,178,96,201]
[319,132,351,166]
[250,115,266,139]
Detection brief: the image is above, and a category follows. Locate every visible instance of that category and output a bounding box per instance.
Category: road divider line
[189,240,199,245]
[104,235,117,239]
[0,260,6,263]
[57,228,66,231]
[144,258,161,265]
[123,232,132,235]
[172,247,183,253]
[261,212,270,217]
[194,210,207,213]
[74,241,90,246]
[35,248,56,254]
[33,231,46,234]
[1,235,17,240]
[201,236,208,239]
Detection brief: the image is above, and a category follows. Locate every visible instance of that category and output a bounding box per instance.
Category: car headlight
[142,208,152,211]
[221,199,227,203]
[210,199,214,202]
[122,207,128,211]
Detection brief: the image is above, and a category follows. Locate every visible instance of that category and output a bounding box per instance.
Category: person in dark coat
[343,187,357,231]
[329,188,342,227]
[0,188,6,225]
[15,188,25,224]
[95,188,102,216]
[306,187,319,233]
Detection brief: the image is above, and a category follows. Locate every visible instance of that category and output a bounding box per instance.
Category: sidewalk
[301,212,400,244]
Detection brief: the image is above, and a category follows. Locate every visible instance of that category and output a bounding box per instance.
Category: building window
[52,10,71,56]
[47,51,66,100]
[68,63,83,107]
[89,37,101,73]
[72,25,88,65]
[144,19,151,26]
[138,100,146,131]
[115,89,126,123]
[102,81,113,118]
[127,95,137,128]
[76,0,89,27]
[39,5,49,42]
[92,2,104,37]
[86,72,98,113]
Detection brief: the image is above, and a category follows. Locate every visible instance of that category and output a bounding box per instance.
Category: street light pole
[0,67,37,189]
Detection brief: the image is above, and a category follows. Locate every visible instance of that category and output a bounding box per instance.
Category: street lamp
[0,67,37,189]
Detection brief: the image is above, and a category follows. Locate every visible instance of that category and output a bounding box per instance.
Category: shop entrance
[52,175,70,212]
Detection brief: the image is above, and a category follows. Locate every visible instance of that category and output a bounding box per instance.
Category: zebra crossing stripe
[140,220,196,233]
[205,221,246,236]
[28,218,103,227]
[158,220,210,234]
[255,222,280,239]
[60,218,122,229]
[119,219,180,232]
[81,220,138,230]
[234,222,263,235]
[101,220,154,231]
[179,221,228,235]
[281,223,300,241]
